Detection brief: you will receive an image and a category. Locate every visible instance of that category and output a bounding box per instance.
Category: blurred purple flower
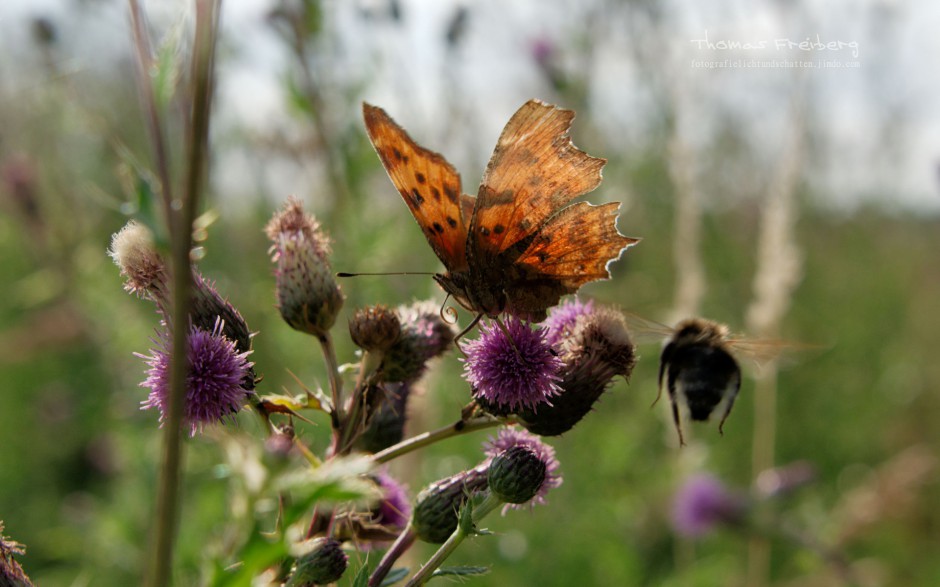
[530,37,555,66]
[462,318,562,412]
[139,319,254,436]
[672,474,747,537]
[542,298,594,348]
[484,428,562,511]
[374,469,411,530]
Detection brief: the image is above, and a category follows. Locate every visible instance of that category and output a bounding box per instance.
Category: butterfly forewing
[363,103,470,272]
[468,100,606,267]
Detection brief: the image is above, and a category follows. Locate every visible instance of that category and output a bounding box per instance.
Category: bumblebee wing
[726,338,819,370]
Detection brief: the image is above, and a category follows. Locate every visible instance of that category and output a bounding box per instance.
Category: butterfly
[362,99,639,332]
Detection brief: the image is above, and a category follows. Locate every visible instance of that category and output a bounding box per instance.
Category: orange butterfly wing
[467,99,606,266]
[465,100,637,319]
[363,103,469,272]
[503,202,638,318]
[514,201,638,288]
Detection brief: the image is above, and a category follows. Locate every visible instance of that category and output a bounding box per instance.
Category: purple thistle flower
[138,318,254,436]
[374,469,411,530]
[543,298,594,348]
[484,428,562,511]
[462,318,563,413]
[520,306,636,436]
[672,474,748,537]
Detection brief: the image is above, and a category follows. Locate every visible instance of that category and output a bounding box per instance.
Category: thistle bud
[109,222,255,383]
[286,538,348,586]
[349,304,401,352]
[484,428,562,511]
[109,220,170,309]
[191,273,253,352]
[380,301,455,383]
[412,465,488,543]
[0,521,33,587]
[521,306,636,436]
[265,197,344,338]
[487,446,546,505]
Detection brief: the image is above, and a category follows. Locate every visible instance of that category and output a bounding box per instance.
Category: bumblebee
[657,318,741,446]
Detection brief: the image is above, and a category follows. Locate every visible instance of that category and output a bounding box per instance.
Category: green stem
[317,332,344,452]
[142,2,219,585]
[371,416,504,465]
[404,493,502,587]
[368,525,417,587]
[336,350,383,453]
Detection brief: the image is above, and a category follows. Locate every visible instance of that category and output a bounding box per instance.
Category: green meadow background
[1,1,938,585]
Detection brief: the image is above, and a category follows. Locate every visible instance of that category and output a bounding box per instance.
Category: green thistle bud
[190,272,256,389]
[349,304,401,352]
[487,446,547,504]
[286,537,348,586]
[191,273,253,354]
[265,197,344,338]
[412,465,488,544]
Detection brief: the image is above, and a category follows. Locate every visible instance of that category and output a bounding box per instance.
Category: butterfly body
[364,100,638,323]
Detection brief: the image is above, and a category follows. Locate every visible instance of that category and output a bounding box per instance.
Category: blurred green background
[1,0,938,585]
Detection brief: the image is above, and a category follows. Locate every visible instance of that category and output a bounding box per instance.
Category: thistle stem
[317,332,344,450]
[368,525,417,587]
[371,416,504,465]
[140,2,219,586]
[404,493,502,587]
[336,350,384,453]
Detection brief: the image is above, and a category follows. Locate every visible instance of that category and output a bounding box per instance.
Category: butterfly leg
[493,315,524,360]
[453,313,484,356]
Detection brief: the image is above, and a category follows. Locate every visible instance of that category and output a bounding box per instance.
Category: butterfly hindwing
[501,202,638,319]
[363,103,469,272]
[513,202,637,287]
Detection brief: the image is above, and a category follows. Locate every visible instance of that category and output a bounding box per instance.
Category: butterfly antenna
[336,271,436,277]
